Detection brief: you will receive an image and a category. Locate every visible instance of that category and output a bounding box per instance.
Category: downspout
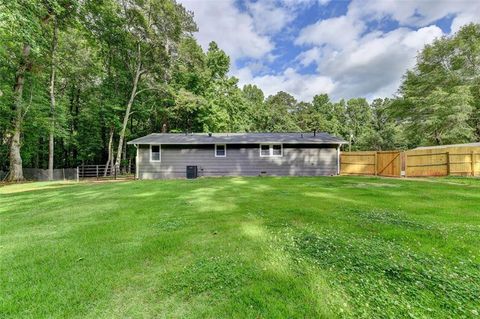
[134,144,139,180]
[337,144,341,175]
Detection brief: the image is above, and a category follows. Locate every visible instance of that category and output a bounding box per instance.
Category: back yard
[1,177,479,318]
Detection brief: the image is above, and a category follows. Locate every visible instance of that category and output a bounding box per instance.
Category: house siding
[137,143,339,179]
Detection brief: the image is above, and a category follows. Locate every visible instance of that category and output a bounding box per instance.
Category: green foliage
[172,37,208,95]
[171,89,208,132]
[295,94,346,137]
[2,0,479,172]
[396,23,480,146]
[256,92,299,132]
[355,98,405,150]
[206,41,230,79]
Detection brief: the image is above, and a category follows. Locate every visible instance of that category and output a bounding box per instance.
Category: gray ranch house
[127,132,347,179]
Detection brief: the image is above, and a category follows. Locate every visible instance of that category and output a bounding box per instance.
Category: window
[215,144,226,157]
[150,145,161,162]
[260,144,283,157]
[272,144,282,156]
[260,144,270,156]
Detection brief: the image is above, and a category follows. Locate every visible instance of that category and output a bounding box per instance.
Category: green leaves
[398,23,480,146]
[3,0,479,172]
[207,41,230,79]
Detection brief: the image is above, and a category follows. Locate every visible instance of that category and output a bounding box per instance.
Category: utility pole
[349,133,353,152]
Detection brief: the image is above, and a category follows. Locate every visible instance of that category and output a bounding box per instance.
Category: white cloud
[402,25,444,48]
[237,67,335,101]
[296,47,322,67]
[179,0,273,60]
[281,0,331,8]
[296,14,365,49]
[247,0,295,34]
[347,0,480,27]
[181,0,480,102]
[451,12,480,33]
[292,0,473,100]
[320,26,444,99]
[298,23,443,100]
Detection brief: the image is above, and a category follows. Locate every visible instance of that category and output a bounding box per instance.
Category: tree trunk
[8,44,31,182]
[104,127,114,177]
[122,141,127,173]
[114,46,142,169]
[48,17,58,181]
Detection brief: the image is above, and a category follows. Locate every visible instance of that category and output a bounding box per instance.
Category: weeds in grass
[153,218,187,231]
[355,209,434,230]
[164,256,252,296]
[284,224,480,318]
[352,209,480,239]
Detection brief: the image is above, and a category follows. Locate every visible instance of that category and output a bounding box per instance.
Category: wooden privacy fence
[405,147,479,177]
[341,146,480,177]
[340,151,401,177]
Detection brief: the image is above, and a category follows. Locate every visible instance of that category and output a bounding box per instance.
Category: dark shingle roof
[127,132,347,145]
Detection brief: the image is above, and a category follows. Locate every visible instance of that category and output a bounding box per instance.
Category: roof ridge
[147,132,332,135]
[127,132,347,145]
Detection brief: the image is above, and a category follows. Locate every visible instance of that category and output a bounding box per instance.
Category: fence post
[76,167,79,182]
[404,152,408,178]
[472,151,476,177]
[114,165,117,180]
[374,152,378,176]
[446,152,450,176]
[96,165,99,180]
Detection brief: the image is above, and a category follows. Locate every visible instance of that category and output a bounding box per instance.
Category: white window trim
[259,143,283,157]
[150,144,161,162]
[260,144,271,157]
[215,144,227,157]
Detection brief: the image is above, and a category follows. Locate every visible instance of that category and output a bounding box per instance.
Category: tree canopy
[0,0,478,180]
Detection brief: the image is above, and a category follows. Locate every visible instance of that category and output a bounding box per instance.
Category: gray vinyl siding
[137,144,339,179]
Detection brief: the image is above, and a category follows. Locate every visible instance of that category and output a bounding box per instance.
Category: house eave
[127,133,348,145]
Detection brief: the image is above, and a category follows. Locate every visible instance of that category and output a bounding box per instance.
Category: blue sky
[180,0,480,101]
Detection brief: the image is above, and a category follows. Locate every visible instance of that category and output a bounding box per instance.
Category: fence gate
[376,151,401,177]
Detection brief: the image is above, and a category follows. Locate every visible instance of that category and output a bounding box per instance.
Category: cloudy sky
[179,0,480,101]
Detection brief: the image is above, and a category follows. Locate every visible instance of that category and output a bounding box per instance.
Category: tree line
[1,0,479,181]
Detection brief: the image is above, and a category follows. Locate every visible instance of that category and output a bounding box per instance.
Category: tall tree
[295,94,344,135]
[111,0,196,168]
[8,44,31,181]
[48,16,58,180]
[260,92,300,132]
[395,23,479,146]
[356,98,403,150]
[46,0,77,180]
[1,1,45,181]
[345,98,373,150]
[242,84,265,131]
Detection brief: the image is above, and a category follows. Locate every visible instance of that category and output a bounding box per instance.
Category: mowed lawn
[1,177,479,318]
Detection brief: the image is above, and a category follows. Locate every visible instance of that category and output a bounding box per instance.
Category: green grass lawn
[1,177,479,318]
